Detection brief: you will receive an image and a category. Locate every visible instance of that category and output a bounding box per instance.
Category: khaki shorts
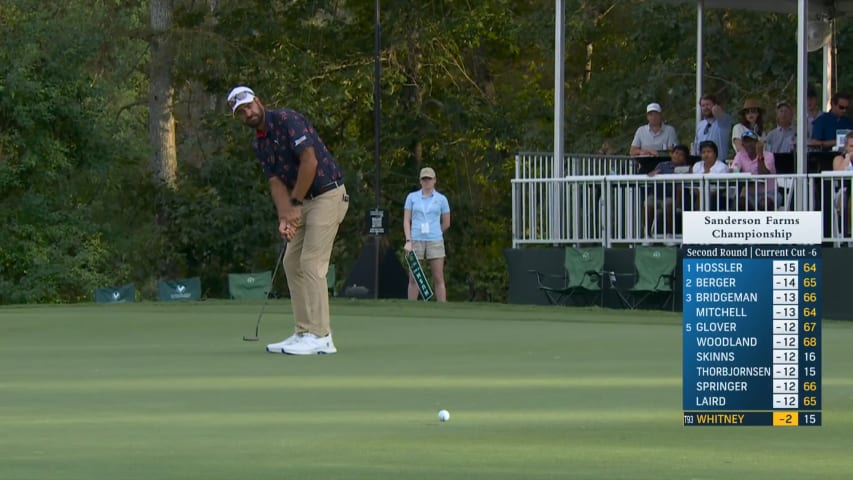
[411,240,446,260]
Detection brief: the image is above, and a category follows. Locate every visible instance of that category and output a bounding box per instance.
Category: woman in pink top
[731,130,777,210]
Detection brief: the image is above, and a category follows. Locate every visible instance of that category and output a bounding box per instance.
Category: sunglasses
[745,108,760,114]
[227,91,254,110]
[703,123,712,135]
[839,104,849,111]
[420,177,434,181]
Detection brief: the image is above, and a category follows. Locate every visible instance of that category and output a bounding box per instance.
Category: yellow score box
[773,411,799,426]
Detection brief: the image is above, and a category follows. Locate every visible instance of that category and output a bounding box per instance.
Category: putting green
[1,301,851,479]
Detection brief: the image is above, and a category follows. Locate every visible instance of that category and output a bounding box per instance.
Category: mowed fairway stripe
[0,375,681,391]
[4,375,853,391]
[0,408,676,426]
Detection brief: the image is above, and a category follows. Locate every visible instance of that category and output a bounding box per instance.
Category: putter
[243,240,287,341]
[405,250,434,301]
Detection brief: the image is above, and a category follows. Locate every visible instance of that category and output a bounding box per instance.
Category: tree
[149,0,177,188]
[3,0,849,303]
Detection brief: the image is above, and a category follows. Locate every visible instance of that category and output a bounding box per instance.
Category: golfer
[403,167,451,302]
[228,86,349,355]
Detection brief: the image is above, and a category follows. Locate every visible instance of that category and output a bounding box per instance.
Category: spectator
[691,141,728,211]
[692,141,728,174]
[832,131,853,171]
[765,101,796,154]
[648,144,690,176]
[832,132,853,235]
[630,103,679,156]
[810,92,853,150]
[807,85,820,140]
[644,144,690,238]
[731,130,777,210]
[732,99,765,154]
[694,94,732,162]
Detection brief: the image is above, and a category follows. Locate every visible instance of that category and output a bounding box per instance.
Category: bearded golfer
[228,86,349,355]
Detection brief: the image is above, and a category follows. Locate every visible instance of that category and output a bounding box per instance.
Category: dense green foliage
[1,0,850,303]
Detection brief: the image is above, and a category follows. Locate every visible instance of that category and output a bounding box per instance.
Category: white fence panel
[512,152,848,246]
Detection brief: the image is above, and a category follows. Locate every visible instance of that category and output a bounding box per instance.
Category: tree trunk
[182,0,222,169]
[149,0,177,188]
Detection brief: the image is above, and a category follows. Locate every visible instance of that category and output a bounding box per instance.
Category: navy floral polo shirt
[252,108,344,196]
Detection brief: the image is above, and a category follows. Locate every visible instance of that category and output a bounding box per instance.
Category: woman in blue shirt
[403,167,451,301]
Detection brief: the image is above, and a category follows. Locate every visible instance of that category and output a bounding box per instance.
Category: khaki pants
[283,186,348,337]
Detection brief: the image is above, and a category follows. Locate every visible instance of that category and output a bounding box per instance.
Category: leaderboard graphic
[681,212,822,427]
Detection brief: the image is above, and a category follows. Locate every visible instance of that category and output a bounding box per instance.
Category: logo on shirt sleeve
[294,135,307,146]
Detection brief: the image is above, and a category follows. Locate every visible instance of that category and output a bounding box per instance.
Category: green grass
[1,300,852,480]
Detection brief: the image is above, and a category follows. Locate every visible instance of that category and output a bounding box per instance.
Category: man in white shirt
[630,103,679,156]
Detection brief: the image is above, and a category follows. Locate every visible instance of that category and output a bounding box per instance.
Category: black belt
[306,180,343,199]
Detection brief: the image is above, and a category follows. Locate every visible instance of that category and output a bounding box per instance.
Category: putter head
[242,336,260,342]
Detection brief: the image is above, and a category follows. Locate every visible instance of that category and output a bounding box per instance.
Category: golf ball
[438,409,450,422]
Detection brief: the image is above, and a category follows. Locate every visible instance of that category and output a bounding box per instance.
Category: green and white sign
[95,283,136,303]
[158,277,202,302]
[405,252,434,301]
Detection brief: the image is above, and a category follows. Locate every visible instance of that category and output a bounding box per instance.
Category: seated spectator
[644,145,691,237]
[630,103,679,156]
[694,94,732,162]
[692,141,728,174]
[832,132,853,237]
[731,130,777,210]
[810,92,853,150]
[690,141,728,210]
[833,131,853,171]
[648,144,691,176]
[732,99,765,154]
[764,101,796,154]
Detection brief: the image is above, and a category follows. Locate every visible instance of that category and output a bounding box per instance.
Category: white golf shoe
[265,333,303,353]
[282,333,337,355]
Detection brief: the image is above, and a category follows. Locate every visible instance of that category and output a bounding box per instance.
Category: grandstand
[506,152,853,320]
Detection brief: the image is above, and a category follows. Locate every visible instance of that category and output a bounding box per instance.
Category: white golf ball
[438,409,450,422]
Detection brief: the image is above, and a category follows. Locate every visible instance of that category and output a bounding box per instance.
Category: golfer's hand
[278,219,289,239]
[282,223,299,241]
[285,205,303,230]
[404,240,413,254]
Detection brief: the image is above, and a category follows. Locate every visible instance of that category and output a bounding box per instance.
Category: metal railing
[512,153,853,247]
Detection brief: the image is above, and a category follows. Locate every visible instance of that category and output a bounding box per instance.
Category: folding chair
[530,247,604,306]
[610,246,677,310]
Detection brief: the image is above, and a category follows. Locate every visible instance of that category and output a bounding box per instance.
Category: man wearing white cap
[629,102,679,156]
[227,85,349,355]
[403,167,451,302]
